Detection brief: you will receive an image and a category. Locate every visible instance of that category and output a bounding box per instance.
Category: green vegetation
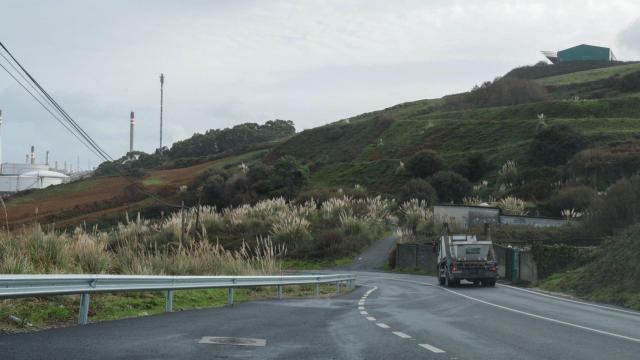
[538,62,640,86]
[538,225,640,310]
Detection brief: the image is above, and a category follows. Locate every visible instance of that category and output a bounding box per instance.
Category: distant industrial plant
[0,109,70,193]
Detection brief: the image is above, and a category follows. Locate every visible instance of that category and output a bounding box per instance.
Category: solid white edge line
[392,331,411,339]
[498,283,640,316]
[366,316,376,321]
[419,343,445,353]
[376,323,390,329]
[439,287,640,344]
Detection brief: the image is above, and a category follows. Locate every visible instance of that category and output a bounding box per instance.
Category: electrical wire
[0,41,183,209]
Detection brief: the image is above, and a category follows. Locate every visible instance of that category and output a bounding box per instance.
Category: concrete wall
[433,205,500,229]
[519,250,538,284]
[494,245,507,278]
[500,215,566,228]
[397,242,539,283]
[395,244,438,270]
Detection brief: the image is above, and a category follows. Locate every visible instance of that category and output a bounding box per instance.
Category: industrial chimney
[30,145,35,165]
[129,111,135,153]
[46,150,50,166]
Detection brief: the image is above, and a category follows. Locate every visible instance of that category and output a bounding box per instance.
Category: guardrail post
[165,290,174,312]
[78,293,90,325]
[315,283,320,297]
[336,281,340,295]
[277,285,283,299]
[227,287,234,305]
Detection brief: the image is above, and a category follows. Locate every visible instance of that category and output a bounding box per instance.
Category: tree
[247,162,274,196]
[398,178,438,205]
[406,150,444,179]
[269,156,310,198]
[453,153,491,183]
[530,125,586,166]
[428,171,472,203]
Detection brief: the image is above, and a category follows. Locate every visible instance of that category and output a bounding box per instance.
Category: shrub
[530,125,586,166]
[453,153,491,183]
[269,156,310,198]
[428,171,472,203]
[587,176,640,235]
[444,77,550,110]
[399,199,434,236]
[494,196,527,215]
[569,140,640,188]
[405,150,444,179]
[543,186,596,217]
[397,178,438,204]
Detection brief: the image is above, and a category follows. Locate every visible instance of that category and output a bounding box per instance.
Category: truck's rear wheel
[444,276,451,287]
[438,276,445,286]
[483,280,496,287]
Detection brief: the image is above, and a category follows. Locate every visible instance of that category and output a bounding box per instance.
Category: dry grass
[0,195,394,274]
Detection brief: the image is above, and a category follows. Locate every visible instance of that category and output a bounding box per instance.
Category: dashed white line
[360,311,368,315]
[376,323,390,329]
[419,343,445,353]
[392,331,411,339]
[366,316,376,321]
[358,306,365,310]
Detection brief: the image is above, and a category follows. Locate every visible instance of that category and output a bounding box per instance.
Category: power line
[0,41,183,209]
[0,60,104,160]
[0,41,112,161]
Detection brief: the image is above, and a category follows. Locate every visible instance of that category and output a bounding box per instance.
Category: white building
[0,110,69,193]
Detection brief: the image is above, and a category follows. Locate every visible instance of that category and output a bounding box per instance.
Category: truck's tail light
[489,265,497,272]
[451,263,459,272]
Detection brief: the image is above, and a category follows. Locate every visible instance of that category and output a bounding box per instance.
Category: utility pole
[159,73,164,152]
[129,111,135,153]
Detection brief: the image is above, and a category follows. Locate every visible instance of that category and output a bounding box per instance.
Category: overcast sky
[1,0,640,169]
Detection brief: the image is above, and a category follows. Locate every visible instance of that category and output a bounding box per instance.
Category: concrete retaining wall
[395,244,438,270]
[396,243,539,283]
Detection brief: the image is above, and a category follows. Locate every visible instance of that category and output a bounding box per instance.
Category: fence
[0,273,356,325]
[396,243,539,283]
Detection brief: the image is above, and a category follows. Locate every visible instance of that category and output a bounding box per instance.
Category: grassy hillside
[538,62,640,86]
[6,60,640,225]
[4,149,269,226]
[539,225,640,310]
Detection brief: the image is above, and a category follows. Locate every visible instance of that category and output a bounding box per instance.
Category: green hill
[7,60,640,225]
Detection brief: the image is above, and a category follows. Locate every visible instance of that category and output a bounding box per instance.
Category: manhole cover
[198,336,267,347]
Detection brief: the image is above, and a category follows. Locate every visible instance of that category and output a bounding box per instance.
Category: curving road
[2,270,640,359]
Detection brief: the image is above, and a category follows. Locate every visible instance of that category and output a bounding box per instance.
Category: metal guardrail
[0,273,356,325]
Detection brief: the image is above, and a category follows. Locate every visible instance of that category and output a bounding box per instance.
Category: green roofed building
[541,44,616,64]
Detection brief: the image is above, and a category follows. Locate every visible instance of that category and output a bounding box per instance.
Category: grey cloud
[618,18,640,53]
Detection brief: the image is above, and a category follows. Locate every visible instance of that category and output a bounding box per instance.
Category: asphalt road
[2,271,640,359]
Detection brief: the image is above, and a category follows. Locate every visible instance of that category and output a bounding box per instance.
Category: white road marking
[198,336,266,347]
[419,343,445,353]
[366,316,376,321]
[439,287,640,344]
[358,306,365,310]
[376,323,390,329]
[498,283,640,316]
[360,311,368,315]
[392,331,411,339]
